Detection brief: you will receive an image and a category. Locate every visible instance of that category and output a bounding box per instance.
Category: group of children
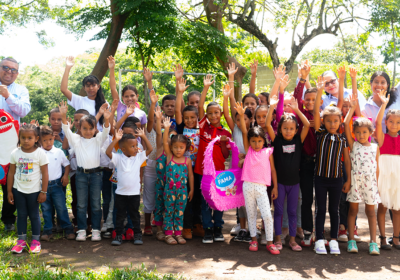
[5,56,400,257]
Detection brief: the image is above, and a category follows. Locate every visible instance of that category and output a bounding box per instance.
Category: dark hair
[304,87,318,97]
[321,70,337,79]
[48,107,60,118]
[242,93,259,106]
[277,113,299,136]
[122,117,139,131]
[370,71,397,108]
[235,108,253,120]
[247,126,268,147]
[82,75,106,125]
[259,92,270,105]
[122,85,138,96]
[187,91,201,102]
[125,116,140,124]
[170,134,191,152]
[206,101,221,111]
[0,57,18,65]
[18,124,40,148]
[75,109,90,116]
[183,105,199,116]
[39,125,53,137]
[79,114,96,129]
[162,94,176,105]
[119,133,137,146]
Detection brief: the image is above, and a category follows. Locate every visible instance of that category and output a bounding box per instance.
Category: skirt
[378,155,400,210]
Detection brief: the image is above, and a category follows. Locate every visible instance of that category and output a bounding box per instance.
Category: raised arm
[107,56,119,101]
[349,66,361,116]
[289,97,310,143]
[344,99,356,150]
[106,129,122,159]
[234,102,249,153]
[147,89,158,133]
[136,128,153,156]
[266,96,278,142]
[154,106,164,155]
[271,65,286,100]
[249,59,258,94]
[199,74,214,119]
[143,67,153,90]
[294,63,310,107]
[96,103,108,125]
[176,78,190,125]
[313,76,325,131]
[60,56,74,101]
[227,62,238,117]
[376,89,389,147]
[223,84,235,131]
[337,65,346,110]
[162,117,173,157]
[109,99,118,136]
[115,104,135,130]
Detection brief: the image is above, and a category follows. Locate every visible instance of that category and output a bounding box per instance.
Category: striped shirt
[315,126,347,178]
[0,81,31,123]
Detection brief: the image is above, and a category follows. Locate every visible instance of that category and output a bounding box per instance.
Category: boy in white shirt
[39,126,75,241]
[106,129,153,246]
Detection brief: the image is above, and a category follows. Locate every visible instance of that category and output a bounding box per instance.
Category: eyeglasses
[1,66,19,74]
[325,79,337,87]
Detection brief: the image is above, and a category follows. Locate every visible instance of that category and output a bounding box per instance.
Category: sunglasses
[325,79,337,87]
[1,66,18,74]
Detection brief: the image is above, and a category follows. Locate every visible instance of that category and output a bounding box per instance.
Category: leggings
[315,176,342,240]
[274,183,300,237]
[13,189,41,241]
[243,181,273,241]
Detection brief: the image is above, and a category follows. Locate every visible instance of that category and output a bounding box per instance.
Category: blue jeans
[102,170,113,222]
[201,196,224,229]
[13,189,41,240]
[112,183,133,230]
[75,170,103,230]
[41,179,74,235]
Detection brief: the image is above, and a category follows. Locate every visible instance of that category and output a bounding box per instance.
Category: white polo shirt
[42,146,70,181]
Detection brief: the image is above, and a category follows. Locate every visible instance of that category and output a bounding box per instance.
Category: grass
[0,188,182,279]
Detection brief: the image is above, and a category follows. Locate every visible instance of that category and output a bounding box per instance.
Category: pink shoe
[125,228,134,241]
[274,241,283,250]
[29,240,41,254]
[267,244,280,255]
[249,241,258,252]
[289,241,302,252]
[11,240,26,254]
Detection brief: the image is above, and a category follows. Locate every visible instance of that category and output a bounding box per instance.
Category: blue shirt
[0,81,31,123]
[321,88,367,110]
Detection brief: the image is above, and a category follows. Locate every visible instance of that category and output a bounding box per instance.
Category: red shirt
[194,116,232,175]
[294,81,316,157]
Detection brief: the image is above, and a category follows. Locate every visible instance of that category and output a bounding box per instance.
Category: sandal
[156,231,165,241]
[379,236,392,250]
[249,241,258,252]
[392,236,400,250]
[266,244,280,255]
[144,226,153,236]
[289,241,302,252]
[165,235,177,245]
[175,235,186,245]
[274,241,283,250]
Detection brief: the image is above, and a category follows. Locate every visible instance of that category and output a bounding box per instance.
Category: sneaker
[243,231,252,243]
[111,234,123,246]
[125,228,134,241]
[101,224,108,233]
[214,227,224,242]
[11,240,26,254]
[103,231,112,239]
[193,224,205,237]
[112,229,126,240]
[314,240,327,254]
[301,233,313,247]
[230,224,241,236]
[76,230,87,241]
[369,242,380,255]
[30,240,41,253]
[234,229,247,242]
[5,223,15,232]
[353,226,361,242]
[133,232,143,245]
[329,240,341,255]
[338,229,348,242]
[40,234,53,241]
[347,240,358,253]
[202,228,214,244]
[91,230,101,241]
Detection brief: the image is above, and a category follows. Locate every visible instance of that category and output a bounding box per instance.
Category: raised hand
[223,84,232,98]
[143,67,153,82]
[288,96,298,110]
[273,64,286,80]
[173,64,184,80]
[155,106,162,119]
[103,107,112,120]
[203,74,214,87]
[250,59,258,75]
[349,93,358,108]
[67,117,73,129]
[107,55,116,69]
[377,89,389,105]
[58,101,68,116]
[269,95,279,108]
[337,65,346,80]
[136,128,146,138]
[99,103,108,115]
[149,89,158,105]
[163,117,172,129]
[66,56,75,68]
[349,66,357,79]
[30,120,39,127]
[178,78,190,93]
[227,62,238,77]
[300,63,310,79]
[111,99,119,112]
[315,75,324,91]
[279,74,291,92]
[115,129,123,141]
[234,102,246,116]
[126,104,135,115]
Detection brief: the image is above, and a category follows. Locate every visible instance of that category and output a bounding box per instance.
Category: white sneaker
[260,231,267,245]
[76,230,87,242]
[101,224,108,233]
[329,240,341,255]
[91,229,102,242]
[314,240,327,254]
[230,224,241,236]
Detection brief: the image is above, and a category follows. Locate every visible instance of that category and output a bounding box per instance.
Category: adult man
[0,57,31,232]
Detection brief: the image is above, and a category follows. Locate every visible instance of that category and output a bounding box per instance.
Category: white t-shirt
[62,123,110,169]
[100,135,114,168]
[67,93,109,131]
[111,151,147,195]
[10,147,49,194]
[42,146,70,181]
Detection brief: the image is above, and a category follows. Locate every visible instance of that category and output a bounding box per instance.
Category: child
[175,78,200,239]
[39,126,75,241]
[106,128,153,246]
[60,101,111,242]
[343,101,380,255]
[236,102,279,254]
[173,63,201,109]
[313,76,351,255]
[259,92,270,106]
[375,90,400,250]
[162,95,177,129]
[266,89,310,252]
[48,107,65,150]
[8,124,49,254]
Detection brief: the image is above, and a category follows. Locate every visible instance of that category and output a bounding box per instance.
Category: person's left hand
[53,132,62,142]
[37,192,47,204]
[61,174,69,186]
[0,85,10,99]
[342,181,351,193]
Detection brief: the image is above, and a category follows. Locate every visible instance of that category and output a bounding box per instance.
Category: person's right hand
[155,106,162,119]
[234,102,246,116]
[8,192,14,205]
[250,59,258,76]
[58,101,68,116]
[279,74,291,92]
[300,63,310,80]
[377,89,389,105]
[66,56,75,68]
[126,104,135,115]
[174,64,184,80]
[203,74,214,87]
[163,117,172,129]
[349,66,357,80]
[337,65,346,80]
[315,75,324,91]
[149,89,158,104]
[107,55,115,69]
[178,78,190,93]
[269,95,279,108]
[273,64,286,80]
[115,129,123,141]
[223,84,232,98]
[227,62,238,77]
[99,103,108,116]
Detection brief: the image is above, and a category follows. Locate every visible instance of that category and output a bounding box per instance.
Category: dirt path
[36,204,400,279]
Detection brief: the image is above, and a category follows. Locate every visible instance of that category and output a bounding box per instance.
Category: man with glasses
[0,57,31,232]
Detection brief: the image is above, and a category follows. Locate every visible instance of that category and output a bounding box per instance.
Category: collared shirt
[321,88,367,110]
[42,146,70,181]
[0,81,31,123]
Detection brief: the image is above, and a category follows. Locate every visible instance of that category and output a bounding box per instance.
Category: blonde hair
[386,109,400,121]
[322,106,342,119]
[353,117,373,133]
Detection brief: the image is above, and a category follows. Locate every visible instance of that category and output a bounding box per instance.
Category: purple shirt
[117,101,147,125]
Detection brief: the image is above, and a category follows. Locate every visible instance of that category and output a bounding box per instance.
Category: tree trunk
[79,0,128,96]
[203,0,247,102]
[392,19,397,86]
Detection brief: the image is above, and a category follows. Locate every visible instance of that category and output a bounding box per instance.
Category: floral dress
[163,157,188,236]
[154,152,167,225]
[347,141,380,205]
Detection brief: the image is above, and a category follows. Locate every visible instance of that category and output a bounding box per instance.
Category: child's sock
[32,235,40,241]
[18,234,27,241]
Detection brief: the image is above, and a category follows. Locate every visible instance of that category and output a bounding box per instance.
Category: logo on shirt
[204,131,212,140]
[282,144,295,153]
[16,158,33,181]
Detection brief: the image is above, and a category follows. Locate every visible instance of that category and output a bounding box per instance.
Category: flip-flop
[267,244,280,255]
[289,241,302,252]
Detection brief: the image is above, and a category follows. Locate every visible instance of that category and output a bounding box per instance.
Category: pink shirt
[380,134,400,155]
[241,147,274,186]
